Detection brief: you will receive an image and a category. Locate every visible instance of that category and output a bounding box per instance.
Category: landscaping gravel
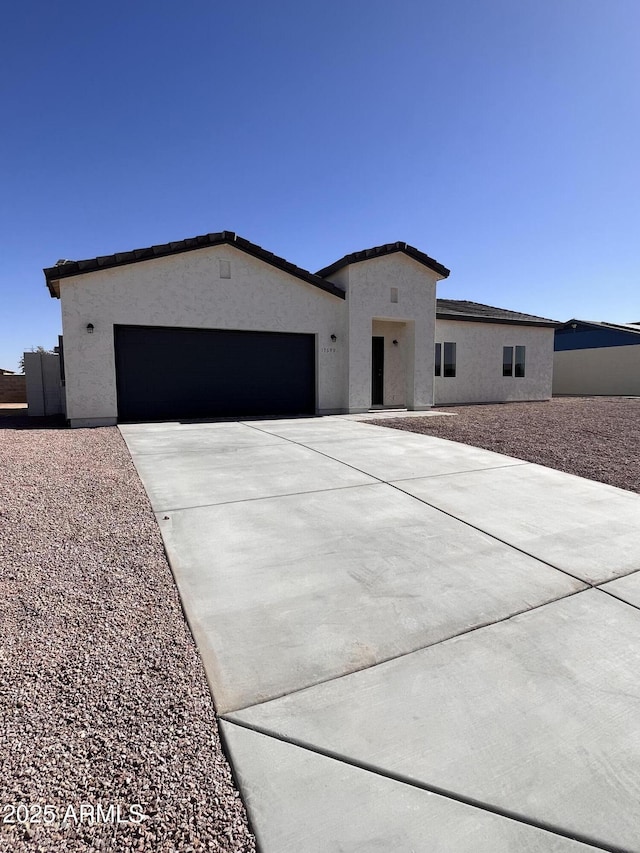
[0,416,256,853]
[368,396,640,494]
[2,397,637,851]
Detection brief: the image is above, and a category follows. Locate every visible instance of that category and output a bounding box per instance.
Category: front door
[371,336,384,405]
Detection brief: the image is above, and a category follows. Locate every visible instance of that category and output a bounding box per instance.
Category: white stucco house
[43,231,558,427]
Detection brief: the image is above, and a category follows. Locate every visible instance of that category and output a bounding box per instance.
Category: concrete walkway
[120,416,640,853]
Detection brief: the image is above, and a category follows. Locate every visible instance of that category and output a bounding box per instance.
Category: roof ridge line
[316,241,450,279]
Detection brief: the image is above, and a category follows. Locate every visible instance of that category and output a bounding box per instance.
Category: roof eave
[46,278,61,299]
[317,243,450,280]
[43,232,346,301]
[556,318,640,336]
[436,312,561,328]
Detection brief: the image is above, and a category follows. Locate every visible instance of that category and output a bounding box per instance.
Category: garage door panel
[114,325,315,421]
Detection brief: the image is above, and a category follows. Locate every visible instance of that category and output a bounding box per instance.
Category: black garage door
[114,325,316,421]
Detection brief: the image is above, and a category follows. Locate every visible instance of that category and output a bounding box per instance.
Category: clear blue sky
[2,0,639,372]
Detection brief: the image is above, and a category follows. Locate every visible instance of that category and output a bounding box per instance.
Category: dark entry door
[114,325,316,421]
[371,336,384,405]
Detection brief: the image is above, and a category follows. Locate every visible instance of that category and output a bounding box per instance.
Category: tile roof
[316,241,450,279]
[436,299,560,327]
[44,231,346,300]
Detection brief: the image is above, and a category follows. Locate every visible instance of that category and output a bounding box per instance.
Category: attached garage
[114,325,316,421]
[43,231,452,426]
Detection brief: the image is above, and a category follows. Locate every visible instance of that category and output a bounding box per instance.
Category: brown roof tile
[44,231,346,300]
[316,241,450,279]
[437,299,559,327]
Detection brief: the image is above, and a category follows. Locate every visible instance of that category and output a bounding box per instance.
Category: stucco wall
[434,320,554,405]
[328,254,439,412]
[59,245,347,424]
[553,345,640,396]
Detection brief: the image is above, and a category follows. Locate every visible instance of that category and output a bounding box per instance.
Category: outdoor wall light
[86,323,94,334]
[392,339,399,346]
[330,334,337,342]
[570,323,577,330]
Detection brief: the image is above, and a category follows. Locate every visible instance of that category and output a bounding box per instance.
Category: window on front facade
[503,345,526,377]
[443,342,456,377]
[435,343,441,376]
[503,346,513,376]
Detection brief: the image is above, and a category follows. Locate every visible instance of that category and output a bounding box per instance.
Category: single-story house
[553,319,640,396]
[43,231,559,427]
[434,299,558,406]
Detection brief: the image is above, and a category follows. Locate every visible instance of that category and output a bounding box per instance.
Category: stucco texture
[328,253,440,412]
[57,241,554,422]
[434,320,554,405]
[60,246,346,423]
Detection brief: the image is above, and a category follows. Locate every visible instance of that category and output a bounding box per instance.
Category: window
[503,346,513,376]
[443,342,456,377]
[503,345,526,377]
[390,287,398,303]
[436,342,456,377]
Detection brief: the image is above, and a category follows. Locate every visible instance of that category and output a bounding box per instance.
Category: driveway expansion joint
[244,421,582,572]
[380,460,531,482]
[243,420,529,483]
[220,585,589,717]
[122,416,640,850]
[596,583,640,612]
[243,420,593,587]
[388,480,595,588]
[152,480,382,514]
[219,718,628,853]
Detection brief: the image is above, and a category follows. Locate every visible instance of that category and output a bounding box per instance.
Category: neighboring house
[554,319,640,396]
[0,368,15,375]
[43,231,558,427]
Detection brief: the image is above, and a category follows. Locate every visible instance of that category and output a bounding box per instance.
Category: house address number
[321,347,337,353]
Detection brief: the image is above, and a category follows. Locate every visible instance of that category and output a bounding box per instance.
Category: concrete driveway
[120,416,640,853]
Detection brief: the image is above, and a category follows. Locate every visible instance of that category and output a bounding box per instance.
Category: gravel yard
[368,396,640,494]
[2,397,637,852]
[0,415,256,853]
